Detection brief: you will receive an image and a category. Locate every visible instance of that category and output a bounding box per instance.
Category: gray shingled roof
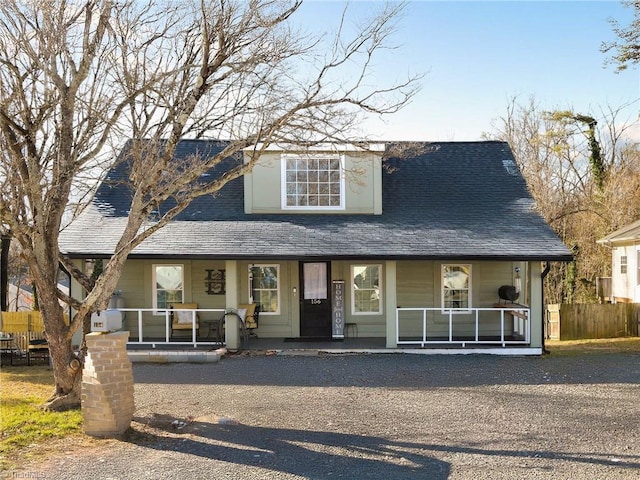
[59,140,572,261]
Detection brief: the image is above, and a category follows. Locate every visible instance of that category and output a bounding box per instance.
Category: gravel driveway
[13,351,640,479]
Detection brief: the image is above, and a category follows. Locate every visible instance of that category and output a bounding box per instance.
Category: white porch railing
[117,308,226,348]
[396,307,530,348]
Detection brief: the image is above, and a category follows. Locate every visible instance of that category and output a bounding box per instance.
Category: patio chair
[27,338,49,366]
[238,303,259,338]
[9,334,49,366]
[169,303,200,339]
[215,304,260,346]
[9,334,27,366]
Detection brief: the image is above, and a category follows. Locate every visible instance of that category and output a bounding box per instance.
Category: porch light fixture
[514,267,522,294]
[85,258,95,275]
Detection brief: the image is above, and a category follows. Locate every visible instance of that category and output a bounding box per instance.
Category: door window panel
[303,263,327,299]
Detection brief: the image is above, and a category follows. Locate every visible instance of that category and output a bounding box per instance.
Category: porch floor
[125,337,387,352]
[126,335,529,352]
[123,336,541,361]
[246,337,388,351]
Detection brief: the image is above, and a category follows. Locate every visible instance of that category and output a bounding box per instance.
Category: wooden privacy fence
[0,311,46,353]
[547,303,640,340]
[1,310,45,333]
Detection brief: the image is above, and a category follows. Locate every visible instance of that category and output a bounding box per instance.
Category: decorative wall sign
[205,269,225,295]
[332,280,345,339]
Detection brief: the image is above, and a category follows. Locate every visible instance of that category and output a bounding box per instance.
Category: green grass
[0,366,83,470]
[546,336,640,355]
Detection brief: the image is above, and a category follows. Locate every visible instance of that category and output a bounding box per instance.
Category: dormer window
[281,153,345,210]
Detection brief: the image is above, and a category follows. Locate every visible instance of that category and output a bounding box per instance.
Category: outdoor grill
[497,285,519,303]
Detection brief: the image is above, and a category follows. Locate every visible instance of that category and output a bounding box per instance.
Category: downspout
[541,261,551,354]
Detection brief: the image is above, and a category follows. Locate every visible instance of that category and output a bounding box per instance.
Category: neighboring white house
[6,283,34,311]
[597,219,640,303]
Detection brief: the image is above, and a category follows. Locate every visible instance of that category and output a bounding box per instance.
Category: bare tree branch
[0,0,421,409]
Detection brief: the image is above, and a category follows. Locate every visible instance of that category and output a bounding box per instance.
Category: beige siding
[244,151,382,214]
[332,261,387,337]
[112,258,537,342]
[237,260,297,338]
[395,260,526,338]
[118,260,224,339]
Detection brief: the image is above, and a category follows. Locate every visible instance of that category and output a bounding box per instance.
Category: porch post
[529,261,543,349]
[225,260,240,351]
[385,260,397,348]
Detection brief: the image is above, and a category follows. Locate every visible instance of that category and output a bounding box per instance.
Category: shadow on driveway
[127,414,640,479]
[128,414,450,480]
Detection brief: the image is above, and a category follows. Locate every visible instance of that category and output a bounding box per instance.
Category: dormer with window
[244,144,384,214]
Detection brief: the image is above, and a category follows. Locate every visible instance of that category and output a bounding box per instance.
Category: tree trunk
[1,235,9,311]
[36,287,83,410]
[44,328,83,411]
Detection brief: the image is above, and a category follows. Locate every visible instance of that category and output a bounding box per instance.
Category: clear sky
[296,1,640,141]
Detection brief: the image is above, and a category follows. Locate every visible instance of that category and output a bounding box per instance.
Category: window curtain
[304,263,327,299]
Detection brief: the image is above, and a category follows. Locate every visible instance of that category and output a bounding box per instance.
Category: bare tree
[602,0,640,71]
[0,0,421,409]
[485,96,639,305]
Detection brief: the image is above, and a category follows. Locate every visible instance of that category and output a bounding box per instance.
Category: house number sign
[332,280,345,339]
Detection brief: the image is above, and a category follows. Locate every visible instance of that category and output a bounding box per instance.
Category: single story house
[60,139,572,354]
[597,219,640,303]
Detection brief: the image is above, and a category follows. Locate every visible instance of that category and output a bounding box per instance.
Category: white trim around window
[441,264,471,313]
[249,264,280,315]
[152,264,184,314]
[281,153,345,210]
[351,264,382,315]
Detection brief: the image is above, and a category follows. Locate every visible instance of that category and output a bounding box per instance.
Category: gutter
[541,261,551,354]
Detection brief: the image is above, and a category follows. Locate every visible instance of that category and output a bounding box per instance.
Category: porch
[115,305,536,356]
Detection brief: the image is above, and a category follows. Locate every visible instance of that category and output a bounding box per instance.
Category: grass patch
[546,337,640,355]
[0,366,83,470]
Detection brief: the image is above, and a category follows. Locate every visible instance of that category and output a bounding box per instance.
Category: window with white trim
[153,264,183,312]
[352,265,382,314]
[442,264,471,311]
[282,154,344,209]
[249,265,280,314]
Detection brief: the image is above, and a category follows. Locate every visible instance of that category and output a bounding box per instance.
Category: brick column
[82,331,135,437]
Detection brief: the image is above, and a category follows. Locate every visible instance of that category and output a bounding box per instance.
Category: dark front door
[299,262,331,338]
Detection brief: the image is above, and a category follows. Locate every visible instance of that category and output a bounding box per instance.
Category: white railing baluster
[165,310,170,342]
[422,309,427,347]
[475,309,479,342]
[110,308,225,347]
[137,310,143,342]
[192,310,197,347]
[396,306,531,348]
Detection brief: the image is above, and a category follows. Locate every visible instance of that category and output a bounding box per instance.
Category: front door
[299,262,331,338]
